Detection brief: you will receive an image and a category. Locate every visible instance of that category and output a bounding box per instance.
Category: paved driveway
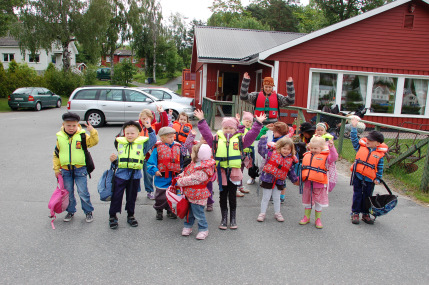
[1,108,428,284]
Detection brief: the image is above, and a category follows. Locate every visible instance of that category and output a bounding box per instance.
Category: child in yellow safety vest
[108,120,156,229]
[53,112,99,223]
[299,136,338,229]
[195,109,265,230]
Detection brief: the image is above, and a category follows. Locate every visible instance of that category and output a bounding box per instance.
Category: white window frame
[308,68,429,118]
[255,69,262,92]
[3,53,14,62]
[28,54,40,63]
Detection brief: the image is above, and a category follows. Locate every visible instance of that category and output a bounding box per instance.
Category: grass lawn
[335,138,429,203]
[0,98,10,112]
[133,71,181,86]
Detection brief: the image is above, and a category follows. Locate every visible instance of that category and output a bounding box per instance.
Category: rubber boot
[230,209,238,229]
[219,209,228,230]
[315,210,323,229]
[299,208,311,225]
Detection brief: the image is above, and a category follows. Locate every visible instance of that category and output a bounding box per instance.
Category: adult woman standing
[240,72,295,125]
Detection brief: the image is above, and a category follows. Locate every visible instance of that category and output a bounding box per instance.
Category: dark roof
[194,26,305,63]
[0,36,19,46]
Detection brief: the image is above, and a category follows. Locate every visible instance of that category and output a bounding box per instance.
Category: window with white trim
[309,69,429,117]
[3,53,14,62]
[29,54,40,63]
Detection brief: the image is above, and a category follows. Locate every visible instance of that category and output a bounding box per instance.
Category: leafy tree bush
[111,59,136,86]
[83,64,98,85]
[4,60,42,96]
[0,62,8,98]
[43,63,83,97]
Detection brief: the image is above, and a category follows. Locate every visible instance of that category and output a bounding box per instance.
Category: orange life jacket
[301,150,329,184]
[255,91,278,119]
[350,138,388,181]
[181,159,216,201]
[262,148,298,185]
[155,141,181,178]
[172,121,192,143]
[139,123,156,137]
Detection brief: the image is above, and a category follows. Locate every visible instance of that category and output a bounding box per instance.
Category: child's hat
[198,144,212,161]
[242,111,253,122]
[221,117,239,130]
[299,122,316,133]
[158,126,176,136]
[62,112,80,122]
[263,77,275,87]
[122,120,142,132]
[366,131,384,143]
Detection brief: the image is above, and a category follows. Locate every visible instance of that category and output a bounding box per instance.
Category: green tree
[0,62,9,98]
[313,0,395,25]
[112,59,136,86]
[246,0,299,32]
[292,2,328,33]
[0,0,24,37]
[5,61,42,94]
[13,0,87,71]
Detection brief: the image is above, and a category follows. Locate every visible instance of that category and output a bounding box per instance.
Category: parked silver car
[67,86,194,127]
[137,87,194,107]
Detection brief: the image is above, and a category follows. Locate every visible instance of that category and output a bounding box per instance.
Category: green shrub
[4,61,43,96]
[43,63,83,97]
[0,62,8,98]
[83,64,98,86]
[111,59,137,86]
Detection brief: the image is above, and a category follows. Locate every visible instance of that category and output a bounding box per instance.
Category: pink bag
[48,174,69,229]
[166,185,189,219]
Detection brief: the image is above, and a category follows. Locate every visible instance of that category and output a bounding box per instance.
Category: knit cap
[197,144,212,161]
[263,77,275,86]
[242,111,254,122]
[221,117,238,130]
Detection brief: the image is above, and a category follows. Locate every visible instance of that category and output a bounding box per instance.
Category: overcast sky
[160,0,310,23]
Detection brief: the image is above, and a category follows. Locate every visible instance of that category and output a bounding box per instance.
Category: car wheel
[167,109,179,121]
[86,110,105,127]
[56,99,62,108]
[34,102,42,111]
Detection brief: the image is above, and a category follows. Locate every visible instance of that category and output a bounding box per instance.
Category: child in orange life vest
[349,116,387,225]
[299,136,338,229]
[172,112,193,144]
[182,130,216,212]
[195,109,265,230]
[139,106,169,200]
[108,120,156,229]
[176,143,216,240]
[257,137,299,222]
[314,122,337,191]
[147,127,182,220]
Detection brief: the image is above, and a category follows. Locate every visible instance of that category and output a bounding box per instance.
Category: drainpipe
[258,59,278,90]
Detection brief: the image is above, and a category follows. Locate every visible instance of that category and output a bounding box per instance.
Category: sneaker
[167,211,177,219]
[280,198,285,204]
[239,186,250,193]
[85,212,94,223]
[182,227,193,236]
[362,214,375,224]
[127,216,138,227]
[275,213,284,222]
[63,212,74,222]
[257,213,266,222]
[236,190,245,197]
[109,216,118,229]
[206,204,214,212]
[196,230,209,240]
[351,213,360,224]
[147,192,155,200]
[247,178,255,185]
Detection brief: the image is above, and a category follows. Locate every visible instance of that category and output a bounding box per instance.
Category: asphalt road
[1,108,429,284]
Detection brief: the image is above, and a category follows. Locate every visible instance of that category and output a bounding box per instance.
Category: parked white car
[137,87,194,108]
[67,86,194,127]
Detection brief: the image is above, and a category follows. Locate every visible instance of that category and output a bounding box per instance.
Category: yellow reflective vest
[116,136,149,170]
[56,129,86,167]
[214,131,242,168]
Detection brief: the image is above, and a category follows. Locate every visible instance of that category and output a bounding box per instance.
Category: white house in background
[0,36,78,72]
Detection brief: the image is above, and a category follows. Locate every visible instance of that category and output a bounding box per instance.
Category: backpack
[166,185,189,219]
[48,174,69,230]
[80,133,95,178]
[97,162,117,201]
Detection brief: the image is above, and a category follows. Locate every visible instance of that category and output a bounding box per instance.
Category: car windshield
[13,88,32,95]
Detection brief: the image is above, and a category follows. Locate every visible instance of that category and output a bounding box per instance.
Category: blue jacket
[351,127,384,182]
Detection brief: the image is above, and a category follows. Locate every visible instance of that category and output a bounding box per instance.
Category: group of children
[53,105,387,239]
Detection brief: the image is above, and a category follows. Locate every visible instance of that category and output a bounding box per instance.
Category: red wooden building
[191,0,429,129]
[101,49,145,68]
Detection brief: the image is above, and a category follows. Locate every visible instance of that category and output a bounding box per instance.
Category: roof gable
[195,26,304,64]
[260,0,429,60]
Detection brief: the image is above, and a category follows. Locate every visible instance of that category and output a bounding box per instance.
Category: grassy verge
[0,98,10,112]
[133,71,182,86]
[335,139,429,203]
